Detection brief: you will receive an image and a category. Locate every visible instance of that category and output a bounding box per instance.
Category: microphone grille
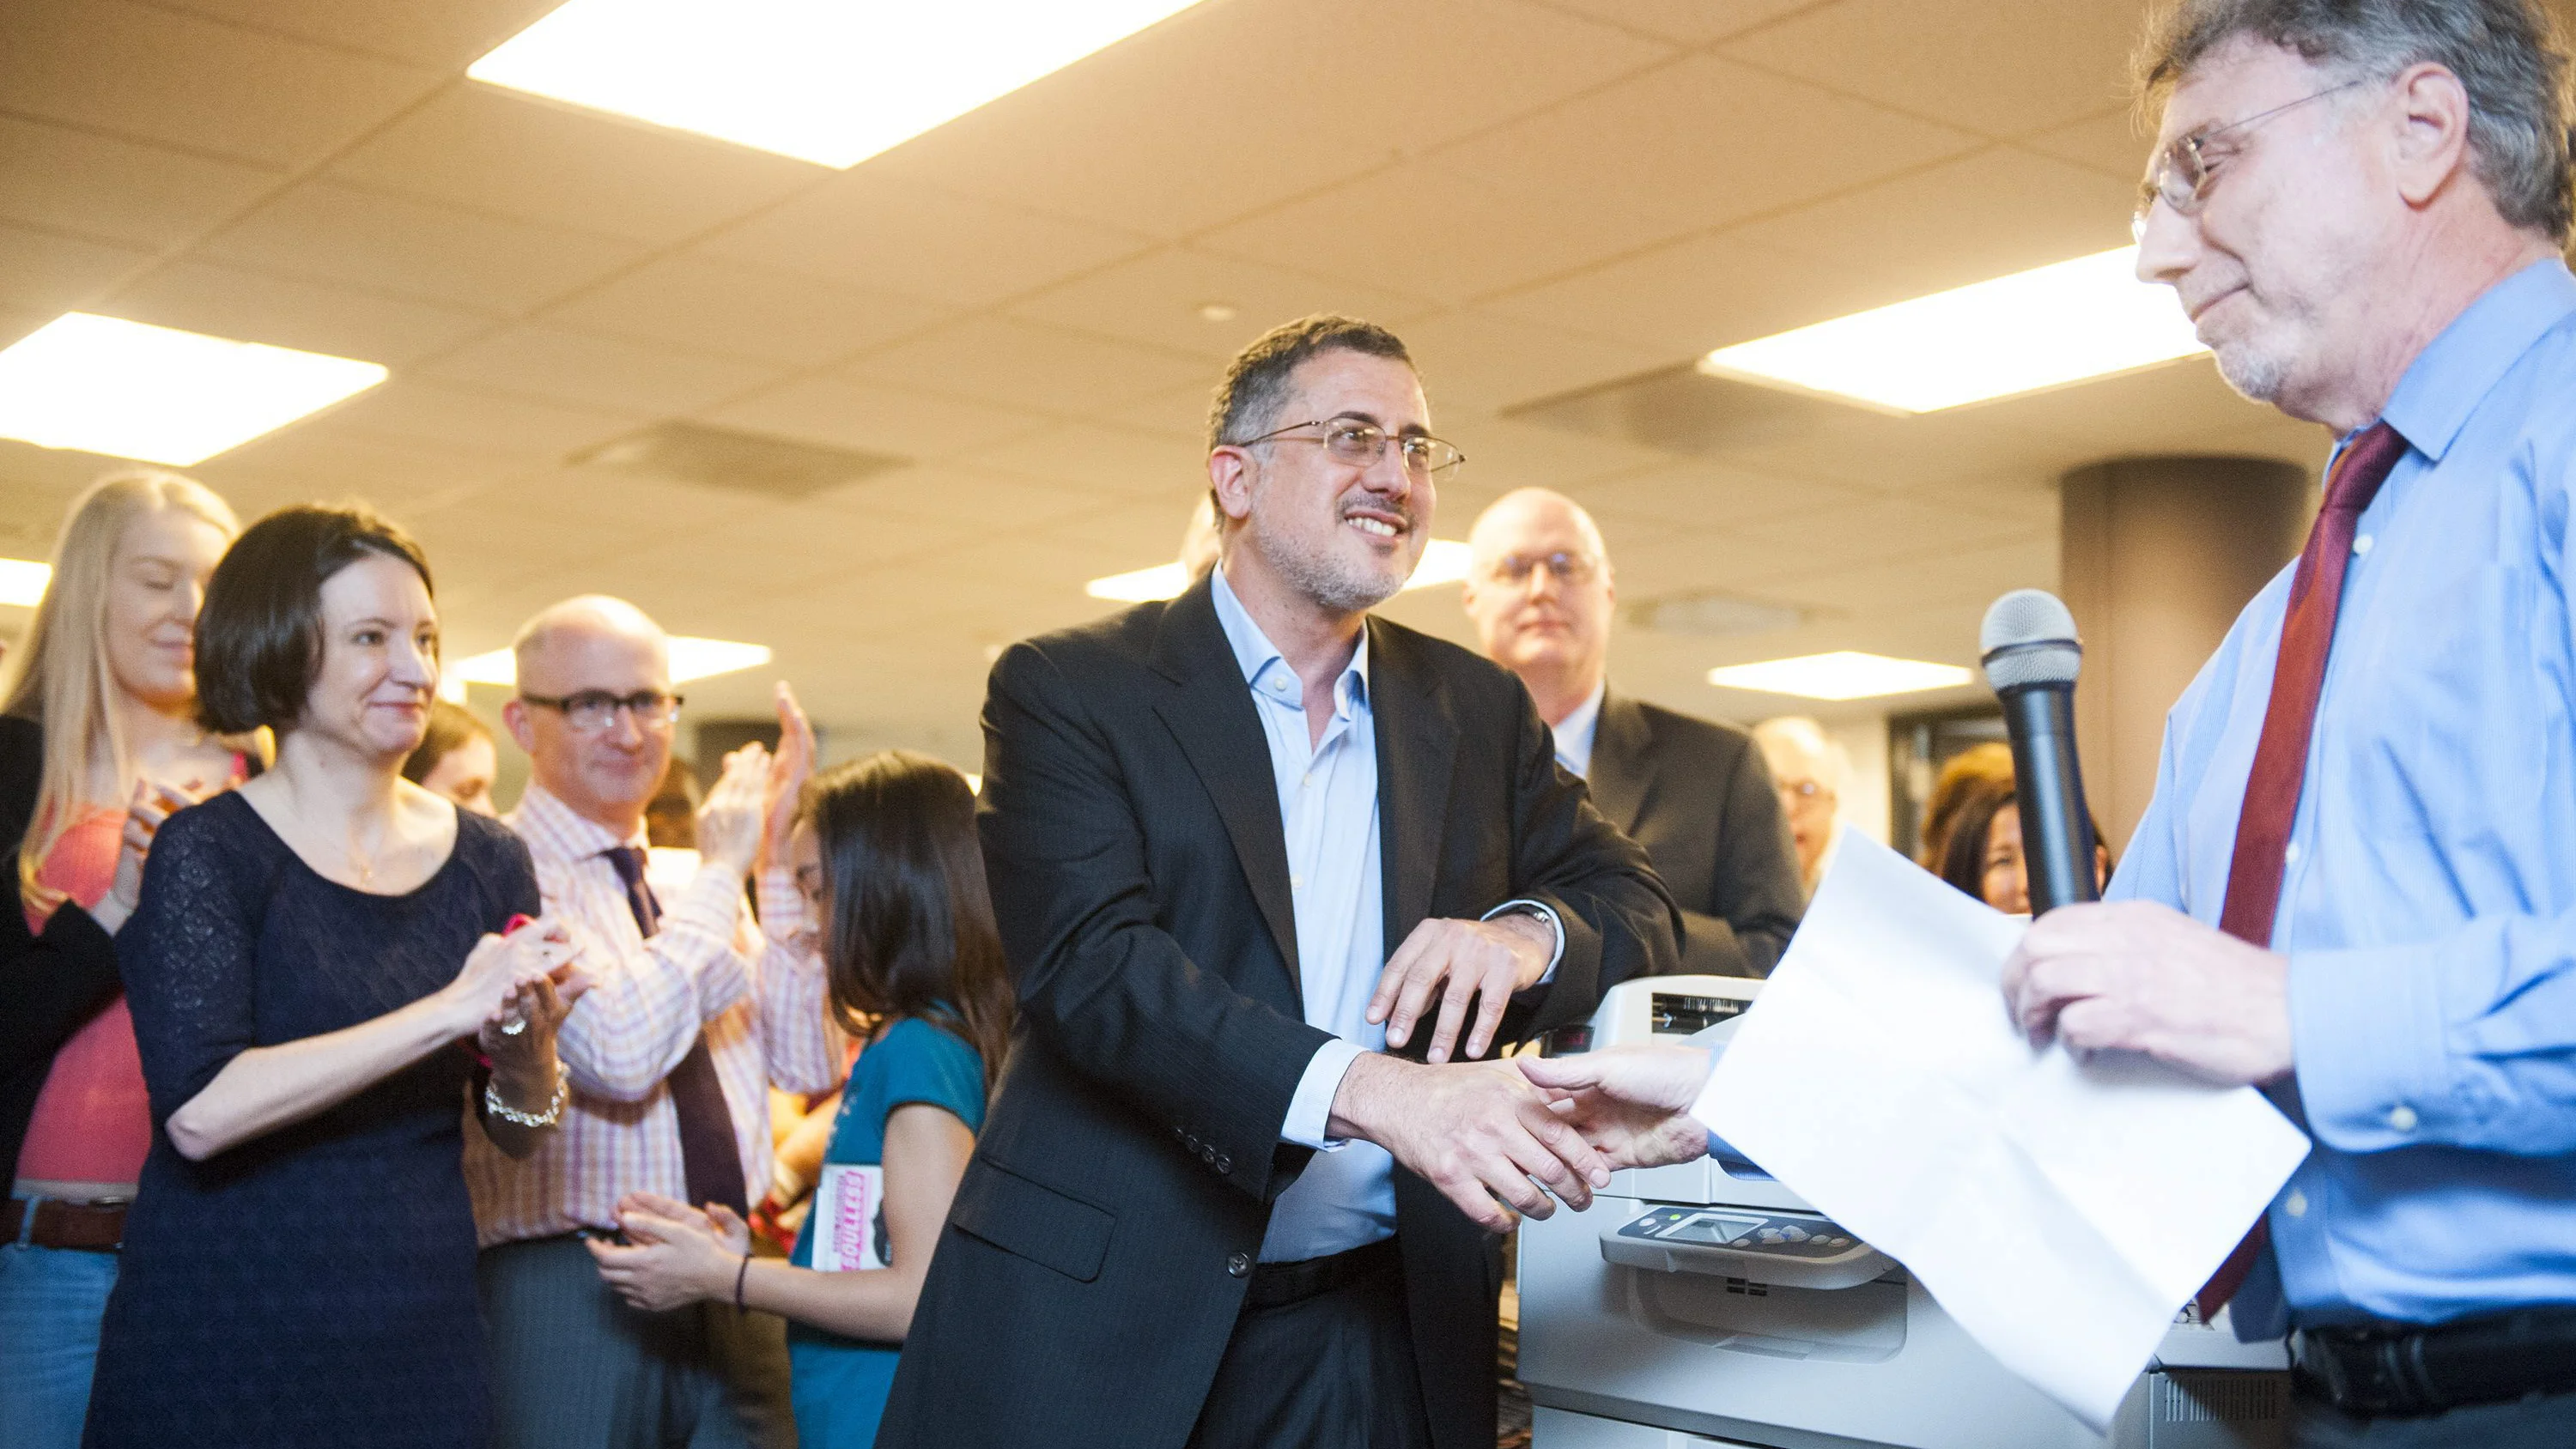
[1979,589,2081,690]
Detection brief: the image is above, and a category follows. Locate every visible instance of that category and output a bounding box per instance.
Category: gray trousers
[2293,1390,2576,1448]
[479,1234,795,1449]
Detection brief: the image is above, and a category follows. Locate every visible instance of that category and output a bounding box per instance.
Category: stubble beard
[1248,506,1407,616]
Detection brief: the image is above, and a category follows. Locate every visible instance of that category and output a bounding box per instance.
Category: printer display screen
[1658,1212,1766,1245]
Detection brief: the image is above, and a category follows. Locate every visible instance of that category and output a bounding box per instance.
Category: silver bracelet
[485,1061,571,1128]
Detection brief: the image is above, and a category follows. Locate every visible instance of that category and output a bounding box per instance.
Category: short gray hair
[1201,314,1414,535]
[2138,0,2575,241]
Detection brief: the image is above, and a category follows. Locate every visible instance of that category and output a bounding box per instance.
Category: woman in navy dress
[84,506,584,1448]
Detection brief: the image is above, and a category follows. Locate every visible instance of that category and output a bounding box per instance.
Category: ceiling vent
[1504,362,1850,456]
[568,421,908,499]
[1628,590,1811,638]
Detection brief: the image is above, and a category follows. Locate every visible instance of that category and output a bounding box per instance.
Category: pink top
[18,806,153,1186]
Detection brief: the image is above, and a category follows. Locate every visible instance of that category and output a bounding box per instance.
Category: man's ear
[2388,60,2474,208]
[1207,446,1256,528]
[501,697,535,755]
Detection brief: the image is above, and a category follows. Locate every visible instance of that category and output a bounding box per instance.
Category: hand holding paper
[1668,829,2311,1433]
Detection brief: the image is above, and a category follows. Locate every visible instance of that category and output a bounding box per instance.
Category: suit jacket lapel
[1148,579,1303,990]
[1587,691,1653,835]
[1370,621,1459,947]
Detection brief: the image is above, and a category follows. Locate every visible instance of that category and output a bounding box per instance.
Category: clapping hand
[756,682,816,875]
[89,778,211,934]
[588,1191,754,1313]
[1517,1045,1716,1172]
[696,743,771,878]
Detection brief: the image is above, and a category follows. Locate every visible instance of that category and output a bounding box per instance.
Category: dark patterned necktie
[605,846,748,1216]
[2196,421,2409,1320]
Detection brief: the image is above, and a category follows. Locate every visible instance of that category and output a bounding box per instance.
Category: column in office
[2057,457,2312,853]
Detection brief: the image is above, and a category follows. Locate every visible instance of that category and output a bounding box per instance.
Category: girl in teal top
[590,751,1015,1449]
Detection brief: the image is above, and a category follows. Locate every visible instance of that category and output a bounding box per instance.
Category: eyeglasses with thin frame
[1230,416,1467,478]
[2132,78,2366,238]
[519,688,684,733]
[1485,549,1601,587]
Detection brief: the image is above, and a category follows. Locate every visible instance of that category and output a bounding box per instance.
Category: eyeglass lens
[1495,551,1597,585]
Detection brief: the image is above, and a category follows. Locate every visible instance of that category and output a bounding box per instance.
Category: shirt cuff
[1483,899,1564,986]
[754,866,807,939]
[2287,939,2449,1151]
[1281,1037,1368,1150]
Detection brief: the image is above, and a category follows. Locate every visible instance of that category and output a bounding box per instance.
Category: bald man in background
[469,597,839,1449]
[1462,490,1802,977]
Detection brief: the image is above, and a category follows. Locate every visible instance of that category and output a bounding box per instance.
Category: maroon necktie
[605,846,749,1217]
[2196,421,2408,1319]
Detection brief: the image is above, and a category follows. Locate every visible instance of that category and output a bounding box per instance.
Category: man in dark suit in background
[1463,488,1803,977]
[878,317,1678,1449]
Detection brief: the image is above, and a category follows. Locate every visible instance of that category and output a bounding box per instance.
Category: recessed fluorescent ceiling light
[470,0,1205,169]
[1,558,52,608]
[1706,651,1974,700]
[1086,540,1474,603]
[0,314,386,466]
[448,638,774,688]
[1698,246,2208,414]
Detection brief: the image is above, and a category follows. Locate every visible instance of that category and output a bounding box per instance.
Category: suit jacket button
[1215,1153,1232,1173]
[1227,1252,1252,1278]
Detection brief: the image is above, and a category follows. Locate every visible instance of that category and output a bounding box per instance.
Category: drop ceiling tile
[188,423,508,509]
[0,116,283,251]
[1692,396,2074,494]
[325,379,638,461]
[1108,384,1222,442]
[0,0,440,170]
[203,180,652,313]
[1530,0,1825,43]
[1717,0,2144,138]
[1398,311,1668,414]
[708,374,1054,464]
[420,325,783,415]
[1482,230,1917,356]
[1432,415,1687,499]
[1571,462,1874,530]
[106,261,489,367]
[539,254,951,369]
[0,223,151,314]
[1724,147,2138,299]
[862,0,1674,239]
[1730,495,2036,577]
[1006,249,1439,362]
[1967,355,2283,456]
[146,0,570,70]
[817,465,1108,536]
[1429,55,1981,237]
[841,318,1209,417]
[1199,159,1692,307]
[330,85,823,247]
[702,173,1151,309]
[959,422,1210,500]
[2022,108,2155,182]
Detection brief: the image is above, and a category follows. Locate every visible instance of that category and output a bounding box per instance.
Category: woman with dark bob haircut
[590,750,1012,1449]
[83,505,587,1449]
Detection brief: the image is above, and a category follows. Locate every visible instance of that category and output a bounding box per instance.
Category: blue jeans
[0,1243,118,1449]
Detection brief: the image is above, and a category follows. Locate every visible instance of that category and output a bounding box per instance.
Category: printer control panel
[1601,1204,1895,1289]
[1618,1206,1858,1259]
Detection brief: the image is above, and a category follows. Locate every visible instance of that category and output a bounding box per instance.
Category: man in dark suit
[878,317,1679,1449]
[1461,488,1803,977]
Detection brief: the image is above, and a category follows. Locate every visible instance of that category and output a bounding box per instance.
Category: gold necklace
[285,785,381,886]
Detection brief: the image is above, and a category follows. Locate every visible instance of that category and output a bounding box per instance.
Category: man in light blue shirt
[1998,3,2576,1442]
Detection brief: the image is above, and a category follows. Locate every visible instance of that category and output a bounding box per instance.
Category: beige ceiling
[5,0,2457,766]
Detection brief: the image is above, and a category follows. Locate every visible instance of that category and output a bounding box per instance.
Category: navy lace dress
[83,791,538,1448]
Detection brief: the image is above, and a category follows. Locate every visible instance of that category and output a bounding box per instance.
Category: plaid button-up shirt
[465,784,841,1246]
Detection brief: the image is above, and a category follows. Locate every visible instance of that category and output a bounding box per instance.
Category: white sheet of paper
[1692,828,2310,1432]
[810,1164,888,1273]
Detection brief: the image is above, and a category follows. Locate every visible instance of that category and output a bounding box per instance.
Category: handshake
[1330,1044,1721,1234]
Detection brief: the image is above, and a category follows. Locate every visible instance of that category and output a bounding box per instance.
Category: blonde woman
[0,470,240,1449]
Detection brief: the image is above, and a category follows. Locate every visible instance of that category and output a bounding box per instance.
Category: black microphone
[1978,589,2099,915]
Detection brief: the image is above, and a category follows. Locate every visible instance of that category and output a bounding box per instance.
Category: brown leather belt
[5,1196,128,1252]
